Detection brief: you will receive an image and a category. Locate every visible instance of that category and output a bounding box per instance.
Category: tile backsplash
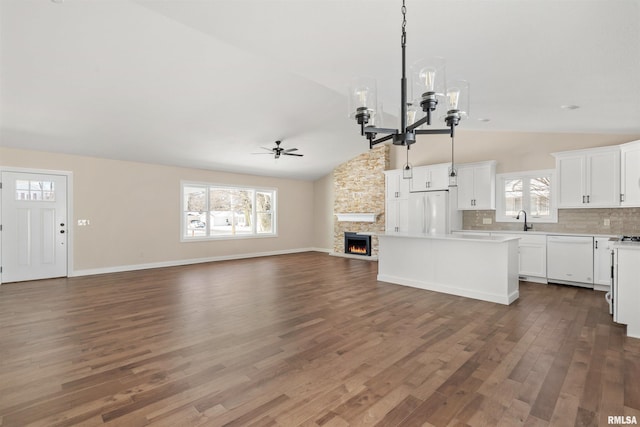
[463,208,640,235]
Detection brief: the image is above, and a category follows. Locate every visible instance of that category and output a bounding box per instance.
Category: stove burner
[621,236,640,242]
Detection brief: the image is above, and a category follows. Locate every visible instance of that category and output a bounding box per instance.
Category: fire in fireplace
[344,232,371,256]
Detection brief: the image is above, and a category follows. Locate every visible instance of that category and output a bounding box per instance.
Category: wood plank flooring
[1,252,639,426]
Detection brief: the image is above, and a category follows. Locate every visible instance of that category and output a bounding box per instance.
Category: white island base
[377,234,520,305]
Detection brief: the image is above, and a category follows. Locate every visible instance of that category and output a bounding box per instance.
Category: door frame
[0,167,74,285]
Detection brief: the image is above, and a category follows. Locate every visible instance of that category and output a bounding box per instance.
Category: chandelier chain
[401,0,407,46]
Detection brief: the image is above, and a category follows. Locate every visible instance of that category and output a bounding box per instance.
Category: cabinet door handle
[621,193,625,202]
[587,195,590,203]
[582,195,586,203]
[595,241,598,249]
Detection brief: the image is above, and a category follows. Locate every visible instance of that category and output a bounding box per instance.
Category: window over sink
[495,170,557,223]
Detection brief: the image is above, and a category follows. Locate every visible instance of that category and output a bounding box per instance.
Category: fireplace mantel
[335,213,378,223]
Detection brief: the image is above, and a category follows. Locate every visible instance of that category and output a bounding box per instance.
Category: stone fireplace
[332,145,388,257]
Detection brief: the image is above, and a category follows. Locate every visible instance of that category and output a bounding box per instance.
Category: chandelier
[348,0,469,182]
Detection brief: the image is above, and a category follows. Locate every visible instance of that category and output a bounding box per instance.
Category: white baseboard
[310,247,332,254]
[377,273,518,305]
[71,247,318,277]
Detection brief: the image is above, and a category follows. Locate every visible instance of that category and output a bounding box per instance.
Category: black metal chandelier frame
[353,0,461,150]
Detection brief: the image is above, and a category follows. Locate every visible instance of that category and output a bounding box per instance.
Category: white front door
[1,172,68,282]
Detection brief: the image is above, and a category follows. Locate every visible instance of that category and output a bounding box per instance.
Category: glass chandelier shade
[410,57,447,104]
[445,80,470,120]
[347,0,470,153]
[406,104,425,129]
[348,76,379,125]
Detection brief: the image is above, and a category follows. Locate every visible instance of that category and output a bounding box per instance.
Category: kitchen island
[377,233,520,305]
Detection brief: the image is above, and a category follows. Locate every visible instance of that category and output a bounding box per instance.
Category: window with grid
[496,170,557,223]
[182,183,276,240]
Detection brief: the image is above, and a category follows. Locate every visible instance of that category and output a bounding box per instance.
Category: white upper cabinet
[456,161,496,210]
[410,163,450,192]
[554,146,620,208]
[621,140,640,207]
[385,170,410,200]
[386,198,409,235]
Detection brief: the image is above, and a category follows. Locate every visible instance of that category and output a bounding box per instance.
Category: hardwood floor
[1,252,639,426]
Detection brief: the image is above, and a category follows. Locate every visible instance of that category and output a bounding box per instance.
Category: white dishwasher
[546,235,594,287]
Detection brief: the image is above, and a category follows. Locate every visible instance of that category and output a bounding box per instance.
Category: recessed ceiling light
[560,104,580,110]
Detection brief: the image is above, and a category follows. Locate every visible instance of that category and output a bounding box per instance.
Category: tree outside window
[182,183,276,239]
[496,171,556,223]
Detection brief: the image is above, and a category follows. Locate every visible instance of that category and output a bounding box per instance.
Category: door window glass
[16,180,55,201]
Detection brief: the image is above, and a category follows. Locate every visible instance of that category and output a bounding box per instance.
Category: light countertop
[454,229,618,238]
[377,232,519,243]
[612,241,640,250]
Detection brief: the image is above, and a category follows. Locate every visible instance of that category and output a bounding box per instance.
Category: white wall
[312,173,334,251]
[1,147,316,274]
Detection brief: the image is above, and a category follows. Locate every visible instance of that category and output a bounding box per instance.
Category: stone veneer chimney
[332,145,389,256]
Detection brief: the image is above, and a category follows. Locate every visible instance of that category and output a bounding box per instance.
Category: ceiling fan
[253,140,304,159]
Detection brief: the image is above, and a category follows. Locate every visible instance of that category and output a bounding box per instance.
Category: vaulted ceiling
[2,0,639,180]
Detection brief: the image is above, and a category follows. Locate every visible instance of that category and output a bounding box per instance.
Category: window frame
[181,181,277,242]
[495,169,558,223]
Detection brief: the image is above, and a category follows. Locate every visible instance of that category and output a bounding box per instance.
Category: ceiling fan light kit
[348,0,469,184]
[253,140,304,159]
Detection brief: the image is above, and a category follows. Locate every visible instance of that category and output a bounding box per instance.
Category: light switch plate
[604,218,610,227]
[482,218,492,225]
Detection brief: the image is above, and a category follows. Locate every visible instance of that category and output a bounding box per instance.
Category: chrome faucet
[516,210,533,231]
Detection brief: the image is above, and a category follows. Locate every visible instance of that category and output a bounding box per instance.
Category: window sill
[181,233,278,243]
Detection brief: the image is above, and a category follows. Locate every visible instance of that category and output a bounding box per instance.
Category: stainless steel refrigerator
[408,188,461,235]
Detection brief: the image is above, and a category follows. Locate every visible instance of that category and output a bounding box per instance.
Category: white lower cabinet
[452,231,616,288]
[492,232,547,282]
[594,237,613,289]
[517,235,547,280]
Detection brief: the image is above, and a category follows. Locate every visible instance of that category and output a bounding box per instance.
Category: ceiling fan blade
[283,153,304,157]
[251,152,273,155]
[283,148,298,152]
[260,147,274,151]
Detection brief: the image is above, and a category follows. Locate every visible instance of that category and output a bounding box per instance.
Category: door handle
[60,230,65,234]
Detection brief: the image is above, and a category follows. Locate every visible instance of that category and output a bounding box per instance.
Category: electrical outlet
[603,218,610,227]
[482,218,492,225]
